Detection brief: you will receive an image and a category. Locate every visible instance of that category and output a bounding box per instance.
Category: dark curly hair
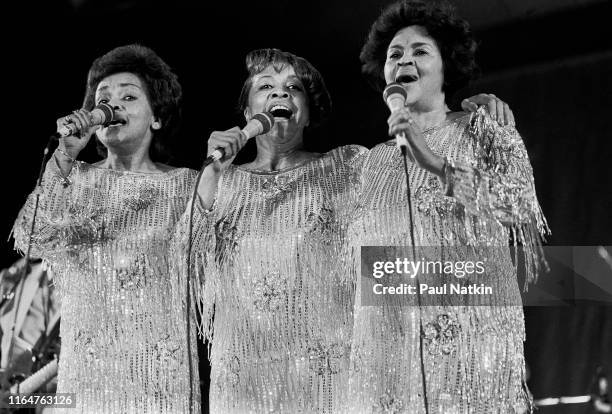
[360,0,478,97]
[82,44,182,162]
[237,48,332,130]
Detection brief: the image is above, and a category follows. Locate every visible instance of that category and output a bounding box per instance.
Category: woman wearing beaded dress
[346,1,549,413]
[12,45,200,413]
[183,48,367,413]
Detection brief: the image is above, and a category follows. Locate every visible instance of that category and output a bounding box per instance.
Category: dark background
[2,0,611,412]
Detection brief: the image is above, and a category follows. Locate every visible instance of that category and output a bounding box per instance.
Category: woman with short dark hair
[346,1,549,412]
[191,47,367,413]
[13,44,200,413]
[82,44,183,162]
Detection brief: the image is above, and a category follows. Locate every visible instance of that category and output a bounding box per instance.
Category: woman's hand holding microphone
[387,107,446,178]
[53,109,100,176]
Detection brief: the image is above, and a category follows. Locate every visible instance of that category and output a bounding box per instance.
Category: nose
[397,52,415,66]
[270,89,290,99]
[107,97,125,111]
[398,57,415,67]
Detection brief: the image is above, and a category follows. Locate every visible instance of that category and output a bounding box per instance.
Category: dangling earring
[152,121,161,130]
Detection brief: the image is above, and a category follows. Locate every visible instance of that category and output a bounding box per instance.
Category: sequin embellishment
[223,355,241,386]
[373,393,405,413]
[306,207,335,244]
[307,342,347,375]
[123,182,160,211]
[154,334,182,365]
[422,313,461,355]
[261,175,295,201]
[415,177,455,216]
[75,330,100,365]
[114,253,147,290]
[252,270,287,312]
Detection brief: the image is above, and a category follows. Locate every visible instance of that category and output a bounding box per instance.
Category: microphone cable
[183,150,222,412]
[398,143,430,414]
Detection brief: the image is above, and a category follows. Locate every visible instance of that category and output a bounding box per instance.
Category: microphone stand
[6,135,56,371]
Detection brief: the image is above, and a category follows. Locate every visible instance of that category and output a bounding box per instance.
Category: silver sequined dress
[13,160,201,413]
[347,109,549,414]
[188,145,367,413]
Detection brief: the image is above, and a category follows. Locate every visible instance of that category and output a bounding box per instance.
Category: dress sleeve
[444,107,550,282]
[171,194,217,350]
[12,158,81,259]
[340,145,369,210]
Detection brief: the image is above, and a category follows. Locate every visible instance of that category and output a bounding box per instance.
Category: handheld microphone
[53,102,115,139]
[383,83,409,151]
[207,112,274,163]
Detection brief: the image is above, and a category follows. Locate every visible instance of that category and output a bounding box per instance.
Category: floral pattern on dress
[114,252,147,291]
[123,182,160,211]
[415,177,455,216]
[307,341,347,376]
[373,392,405,413]
[154,333,182,365]
[252,270,287,312]
[74,329,101,366]
[261,175,296,202]
[306,207,335,245]
[422,313,461,356]
[214,219,239,263]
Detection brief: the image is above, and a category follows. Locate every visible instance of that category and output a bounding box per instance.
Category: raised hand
[461,93,515,126]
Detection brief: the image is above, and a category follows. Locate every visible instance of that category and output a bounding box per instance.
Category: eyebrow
[388,41,433,51]
[96,82,143,93]
[253,75,302,83]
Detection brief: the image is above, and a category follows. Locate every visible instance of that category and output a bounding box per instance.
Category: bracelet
[442,156,455,196]
[203,197,217,214]
[55,147,76,163]
[196,195,216,215]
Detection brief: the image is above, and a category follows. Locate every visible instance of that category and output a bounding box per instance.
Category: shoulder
[325,145,369,163]
[163,167,199,186]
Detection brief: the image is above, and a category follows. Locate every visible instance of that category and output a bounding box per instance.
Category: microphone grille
[252,112,275,134]
[383,83,407,103]
[95,102,115,125]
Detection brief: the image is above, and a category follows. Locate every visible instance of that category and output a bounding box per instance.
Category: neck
[408,94,450,130]
[250,133,307,171]
[99,145,157,172]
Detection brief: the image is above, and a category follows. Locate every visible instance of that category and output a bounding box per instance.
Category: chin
[403,89,422,105]
[97,134,121,146]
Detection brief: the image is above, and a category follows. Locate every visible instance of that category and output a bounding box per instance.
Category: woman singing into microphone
[346,1,549,412]
[12,45,200,413]
[181,48,367,413]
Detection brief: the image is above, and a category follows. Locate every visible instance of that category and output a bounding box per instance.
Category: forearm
[53,147,77,180]
[197,166,222,211]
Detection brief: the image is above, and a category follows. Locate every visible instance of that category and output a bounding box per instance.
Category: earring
[152,121,161,130]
